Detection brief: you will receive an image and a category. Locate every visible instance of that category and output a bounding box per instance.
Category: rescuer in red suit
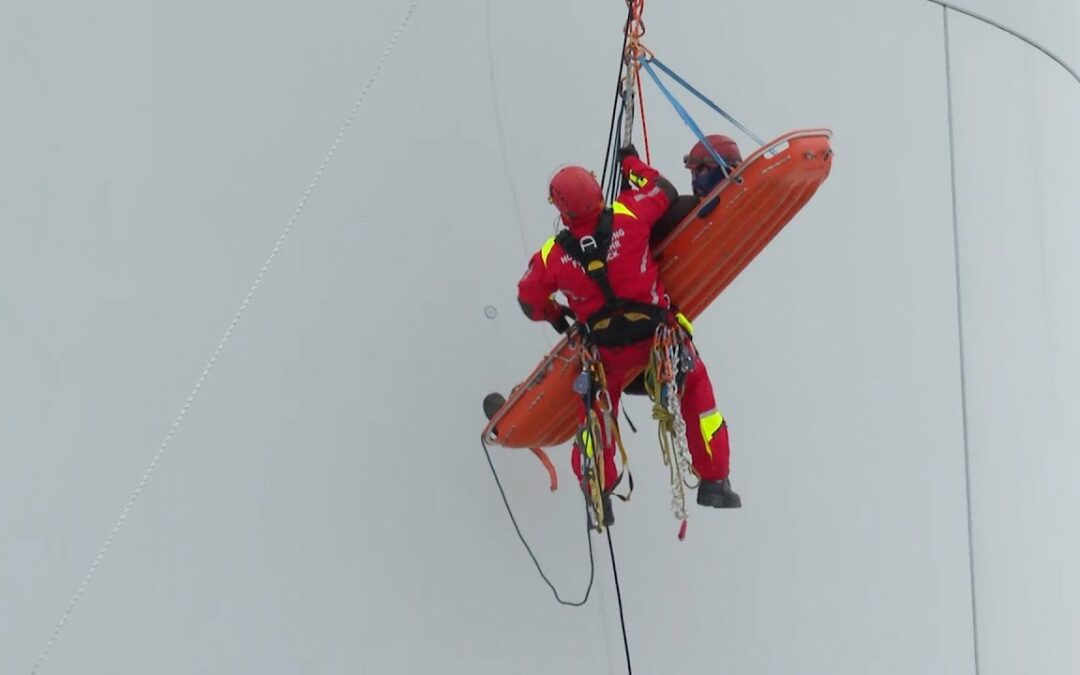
[516,146,742,524]
[622,133,745,397]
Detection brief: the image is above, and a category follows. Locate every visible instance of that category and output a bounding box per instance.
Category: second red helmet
[684,134,743,169]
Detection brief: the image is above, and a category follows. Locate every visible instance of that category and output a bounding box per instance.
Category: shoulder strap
[556,210,618,303]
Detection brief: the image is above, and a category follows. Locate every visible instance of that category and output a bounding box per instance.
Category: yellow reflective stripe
[676,312,694,335]
[612,201,638,219]
[628,171,649,188]
[540,237,557,266]
[699,409,724,459]
[579,427,596,458]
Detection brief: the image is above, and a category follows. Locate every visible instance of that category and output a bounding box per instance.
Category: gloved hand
[616,144,640,191]
[549,304,575,334]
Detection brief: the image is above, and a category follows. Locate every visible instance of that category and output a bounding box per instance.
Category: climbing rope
[574,342,635,531]
[618,0,646,155]
[625,0,646,51]
[574,338,635,675]
[598,2,637,196]
[634,65,652,164]
[645,324,700,540]
[480,434,597,606]
[29,6,419,674]
[606,528,634,675]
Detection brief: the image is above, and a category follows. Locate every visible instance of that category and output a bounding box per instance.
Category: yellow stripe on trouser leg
[699,409,724,459]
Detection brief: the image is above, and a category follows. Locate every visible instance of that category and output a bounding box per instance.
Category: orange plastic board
[484,129,833,449]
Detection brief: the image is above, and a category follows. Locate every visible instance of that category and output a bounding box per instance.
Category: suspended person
[647,133,744,248]
[516,147,742,525]
[621,133,744,397]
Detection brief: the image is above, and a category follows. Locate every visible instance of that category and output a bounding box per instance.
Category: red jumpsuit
[517,156,731,492]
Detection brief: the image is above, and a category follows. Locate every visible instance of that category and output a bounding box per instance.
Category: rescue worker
[623,133,744,397]
[649,133,743,248]
[516,146,742,525]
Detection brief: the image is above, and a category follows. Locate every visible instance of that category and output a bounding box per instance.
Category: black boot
[697,478,742,508]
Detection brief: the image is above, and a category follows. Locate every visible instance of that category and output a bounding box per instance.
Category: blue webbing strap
[639,59,731,171]
[647,56,767,148]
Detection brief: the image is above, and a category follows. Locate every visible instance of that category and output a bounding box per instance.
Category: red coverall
[517,156,731,492]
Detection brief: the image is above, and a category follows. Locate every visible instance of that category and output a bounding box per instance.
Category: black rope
[479,8,638,672]
[607,529,633,674]
[480,435,596,606]
[598,3,635,193]
[601,10,636,672]
[606,98,627,204]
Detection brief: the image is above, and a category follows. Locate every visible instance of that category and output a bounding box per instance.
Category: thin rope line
[606,529,632,674]
[599,4,635,195]
[926,0,1080,87]
[484,0,529,257]
[943,9,981,675]
[29,5,417,673]
[480,436,597,606]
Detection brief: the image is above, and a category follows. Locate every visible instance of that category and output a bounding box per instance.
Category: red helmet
[549,166,603,229]
[684,134,742,169]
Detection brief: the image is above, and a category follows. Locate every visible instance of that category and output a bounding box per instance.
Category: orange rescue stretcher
[484,128,833,453]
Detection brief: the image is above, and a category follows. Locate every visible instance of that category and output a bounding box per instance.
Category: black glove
[549,305,574,334]
[616,144,640,192]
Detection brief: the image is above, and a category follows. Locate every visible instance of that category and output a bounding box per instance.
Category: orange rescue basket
[484,128,833,449]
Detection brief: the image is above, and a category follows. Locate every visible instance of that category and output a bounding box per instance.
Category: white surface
[1,0,1074,673]
[948,9,1080,675]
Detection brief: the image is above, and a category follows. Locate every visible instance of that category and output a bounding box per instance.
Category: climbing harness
[556,211,674,348]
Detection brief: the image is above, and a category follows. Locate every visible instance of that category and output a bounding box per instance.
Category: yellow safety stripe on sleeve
[540,236,557,266]
[627,171,649,188]
[612,201,638,219]
[699,409,724,459]
[676,312,694,335]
